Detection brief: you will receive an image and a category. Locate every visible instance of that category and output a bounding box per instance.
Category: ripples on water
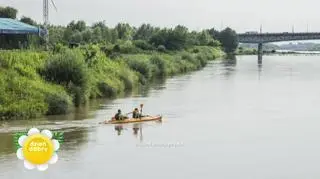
[2,55,320,179]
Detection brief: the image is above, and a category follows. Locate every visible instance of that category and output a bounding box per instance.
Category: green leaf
[52,131,64,144]
[13,131,27,150]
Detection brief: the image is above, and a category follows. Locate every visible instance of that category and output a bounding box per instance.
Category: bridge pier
[258,43,263,64]
[258,43,263,56]
[258,54,262,64]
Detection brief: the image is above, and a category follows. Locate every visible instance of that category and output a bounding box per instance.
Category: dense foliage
[0,6,231,120]
[0,46,222,120]
[0,6,239,54]
[218,28,239,53]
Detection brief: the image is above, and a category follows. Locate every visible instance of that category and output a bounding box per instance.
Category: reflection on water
[62,128,90,152]
[220,55,237,78]
[115,123,143,139]
[132,77,167,97]
[114,121,162,142]
[133,124,139,135]
[258,55,263,80]
[114,125,124,136]
[0,133,15,155]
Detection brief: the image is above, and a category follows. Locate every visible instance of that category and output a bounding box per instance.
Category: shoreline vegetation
[236,48,320,55]
[0,6,239,120]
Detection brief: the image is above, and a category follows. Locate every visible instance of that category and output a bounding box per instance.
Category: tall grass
[0,45,222,120]
[0,51,72,119]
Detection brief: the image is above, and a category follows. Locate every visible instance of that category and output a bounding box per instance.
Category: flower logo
[16,128,60,171]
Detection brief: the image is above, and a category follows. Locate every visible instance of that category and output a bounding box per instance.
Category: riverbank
[0,45,223,120]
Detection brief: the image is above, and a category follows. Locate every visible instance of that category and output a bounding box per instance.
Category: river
[1,55,320,179]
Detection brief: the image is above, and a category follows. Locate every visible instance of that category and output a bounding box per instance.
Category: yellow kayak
[103,115,162,124]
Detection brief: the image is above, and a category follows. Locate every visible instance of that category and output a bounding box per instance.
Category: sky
[2,0,320,33]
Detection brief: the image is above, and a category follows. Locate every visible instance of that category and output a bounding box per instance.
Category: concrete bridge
[237,32,320,56]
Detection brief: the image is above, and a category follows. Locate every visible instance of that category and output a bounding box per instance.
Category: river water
[1,55,320,179]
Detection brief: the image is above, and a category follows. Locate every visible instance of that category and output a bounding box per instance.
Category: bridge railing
[238,32,320,36]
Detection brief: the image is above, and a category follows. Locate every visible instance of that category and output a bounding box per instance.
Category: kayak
[103,115,162,124]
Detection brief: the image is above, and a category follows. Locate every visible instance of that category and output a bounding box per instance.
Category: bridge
[237,32,320,56]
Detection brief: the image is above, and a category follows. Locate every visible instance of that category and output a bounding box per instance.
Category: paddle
[139,104,143,120]
[140,104,144,119]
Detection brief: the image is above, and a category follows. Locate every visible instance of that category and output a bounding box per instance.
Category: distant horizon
[3,0,320,44]
[3,0,320,33]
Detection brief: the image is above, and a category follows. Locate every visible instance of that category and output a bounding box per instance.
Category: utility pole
[43,0,49,50]
[260,24,262,33]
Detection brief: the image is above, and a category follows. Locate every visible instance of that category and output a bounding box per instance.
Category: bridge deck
[237,32,320,43]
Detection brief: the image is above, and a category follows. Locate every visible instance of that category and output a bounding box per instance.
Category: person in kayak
[132,108,140,118]
[114,109,127,120]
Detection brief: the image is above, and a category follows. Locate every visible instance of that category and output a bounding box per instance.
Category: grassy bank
[0,45,223,120]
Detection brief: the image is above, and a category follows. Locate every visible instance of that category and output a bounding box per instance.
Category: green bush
[42,50,88,87]
[41,49,89,106]
[181,53,201,69]
[192,48,200,53]
[0,70,72,119]
[124,56,152,79]
[113,44,121,52]
[133,40,154,51]
[67,84,83,107]
[196,54,208,67]
[150,56,167,77]
[119,42,140,54]
[53,43,68,54]
[45,92,72,115]
[98,82,117,97]
[0,50,47,69]
[207,40,221,47]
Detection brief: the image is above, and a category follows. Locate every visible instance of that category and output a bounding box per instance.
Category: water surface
[1,55,320,179]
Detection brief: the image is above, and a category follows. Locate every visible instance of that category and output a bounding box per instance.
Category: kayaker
[114,109,123,120]
[132,108,140,118]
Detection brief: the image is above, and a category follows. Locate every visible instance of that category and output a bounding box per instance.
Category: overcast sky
[2,0,320,33]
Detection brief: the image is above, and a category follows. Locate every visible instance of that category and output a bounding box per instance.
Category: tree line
[0,6,239,53]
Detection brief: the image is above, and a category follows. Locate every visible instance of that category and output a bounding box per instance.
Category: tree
[91,21,112,43]
[92,21,106,29]
[70,31,83,43]
[0,6,18,19]
[102,27,112,43]
[67,20,86,32]
[133,24,155,41]
[63,28,74,43]
[149,25,189,50]
[166,25,188,50]
[49,26,65,45]
[187,31,200,46]
[208,28,220,39]
[81,29,93,43]
[115,23,133,40]
[92,27,103,43]
[110,29,119,43]
[149,29,169,48]
[218,27,238,53]
[198,30,212,46]
[20,16,37,26]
